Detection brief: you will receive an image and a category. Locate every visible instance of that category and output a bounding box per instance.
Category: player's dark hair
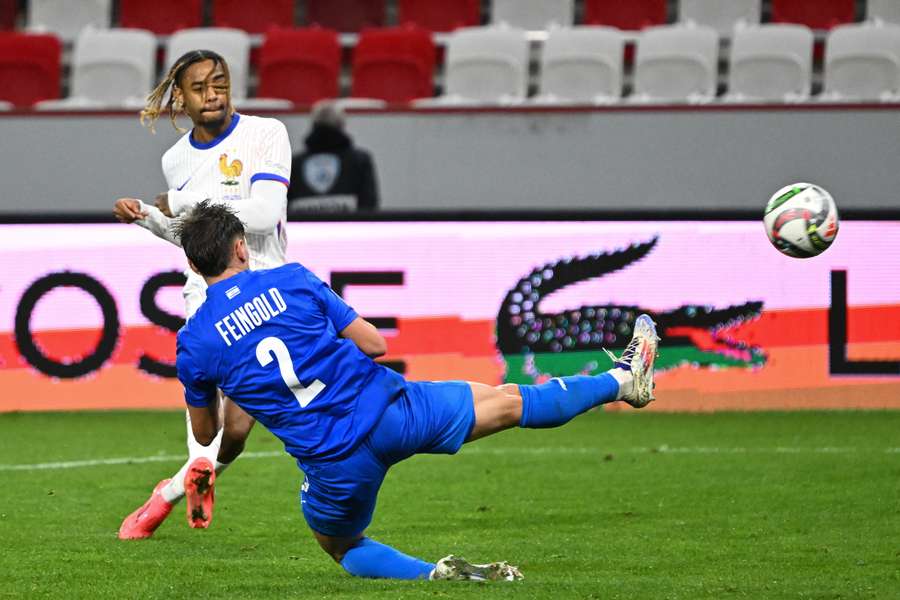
[141,49,231,133]
[175,200,245,277]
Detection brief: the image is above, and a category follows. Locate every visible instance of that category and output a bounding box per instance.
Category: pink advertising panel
[1,221,898,412]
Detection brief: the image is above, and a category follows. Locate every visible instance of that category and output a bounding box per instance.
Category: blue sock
[340,537,435,580]
[519,374,619,429]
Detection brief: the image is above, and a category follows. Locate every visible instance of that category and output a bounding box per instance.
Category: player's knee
[493,385,523,427]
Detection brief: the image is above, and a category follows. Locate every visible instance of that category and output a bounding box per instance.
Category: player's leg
[184,397,256,528]
[299,444,436,580]
[468,313,659,440]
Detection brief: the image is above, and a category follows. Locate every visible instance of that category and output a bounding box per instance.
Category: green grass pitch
[1,410,899,599]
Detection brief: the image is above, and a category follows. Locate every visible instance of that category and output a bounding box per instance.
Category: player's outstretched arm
[114,196,182,246]
[340,317,387,358]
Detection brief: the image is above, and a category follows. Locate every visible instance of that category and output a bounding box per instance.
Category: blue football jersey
[176,263,406,463]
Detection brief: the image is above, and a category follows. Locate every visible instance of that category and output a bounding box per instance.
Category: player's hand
[155,192,173,217]
[113,198,148,223]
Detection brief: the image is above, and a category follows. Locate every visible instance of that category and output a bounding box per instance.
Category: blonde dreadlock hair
[140,50,231,133]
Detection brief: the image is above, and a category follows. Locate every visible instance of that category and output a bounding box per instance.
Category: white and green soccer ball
[763,182,840,258]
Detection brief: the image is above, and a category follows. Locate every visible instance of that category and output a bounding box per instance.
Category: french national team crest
[219,153,243,186]
[304,153,341,194]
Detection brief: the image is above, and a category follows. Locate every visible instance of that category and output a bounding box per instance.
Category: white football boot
[431,555,523,581]
[603,313,660,408]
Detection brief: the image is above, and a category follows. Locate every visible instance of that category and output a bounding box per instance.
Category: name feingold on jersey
[215,288,287,346]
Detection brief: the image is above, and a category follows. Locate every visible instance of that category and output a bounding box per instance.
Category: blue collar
[189,112,241,150]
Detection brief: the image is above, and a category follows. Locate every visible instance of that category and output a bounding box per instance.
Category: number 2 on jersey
[255,336,325,408]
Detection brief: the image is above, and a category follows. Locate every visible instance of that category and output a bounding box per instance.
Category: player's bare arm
[187,401,220,447]
[340,317,387,358]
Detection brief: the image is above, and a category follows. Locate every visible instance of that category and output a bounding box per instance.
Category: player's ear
[234,236,248,264]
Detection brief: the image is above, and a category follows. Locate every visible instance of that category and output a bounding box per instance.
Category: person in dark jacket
[288,101,379,212]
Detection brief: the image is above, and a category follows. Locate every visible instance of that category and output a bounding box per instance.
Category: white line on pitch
[0,450,283,472]
[2,446,898,472]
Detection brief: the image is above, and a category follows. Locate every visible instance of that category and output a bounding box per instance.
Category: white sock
[160,461,189,503]
[214,459,231,476]
[608,367,634,400]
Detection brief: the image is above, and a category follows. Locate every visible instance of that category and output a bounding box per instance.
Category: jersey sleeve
[176,333,217,407]
[250,120,292,188]
[304,268,358,331]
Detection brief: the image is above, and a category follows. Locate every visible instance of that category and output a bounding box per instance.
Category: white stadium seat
[27,0,111,40]
[868,0,900,26]
[166,28,251,100]
[491,0,573,30]
[633,24,719,102]
[37,28,156,110]
[0,100,12,111]
[535,26,625,104]
[678,0,760,35]
[824,23,900,101]
[726,25,813,102]
[420,26,529,104]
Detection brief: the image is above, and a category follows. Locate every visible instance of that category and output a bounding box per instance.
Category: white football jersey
[161,112,291,271]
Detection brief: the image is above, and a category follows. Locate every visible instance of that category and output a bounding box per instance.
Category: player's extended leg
[468,314,659,441]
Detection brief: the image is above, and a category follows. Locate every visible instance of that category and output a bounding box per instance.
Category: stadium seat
[166,28,251,100]
[26,0,111,40]
[36,28,155,110]
[212,0,295,34]
[679,0,760,35]
[351,26,436,103]
[868,0,900,26]
[422,26,529,104]
[256,27,340,105]
[726,25,813,102]
[1,0,17,30]
[633,24,718,102]
[305,0,385,32]
[583,0,667,30]
[119,0,202,35]
[771,0,855,30]
[824,23,900,101]
[0,32,61,107]
[398,0,480,32]
[535,26,625,104]
[491,0,573,30]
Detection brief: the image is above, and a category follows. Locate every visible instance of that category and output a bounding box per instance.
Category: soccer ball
[763,183,840,258]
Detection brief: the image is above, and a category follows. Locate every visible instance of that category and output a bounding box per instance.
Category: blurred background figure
[288,101,380,213]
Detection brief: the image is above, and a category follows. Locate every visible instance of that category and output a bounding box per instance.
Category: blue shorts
[300,380,475,537]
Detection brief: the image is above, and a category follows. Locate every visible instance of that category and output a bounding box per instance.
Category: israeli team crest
[304,154,341,194]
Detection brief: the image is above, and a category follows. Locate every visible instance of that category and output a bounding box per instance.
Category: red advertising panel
[2,221,898,412]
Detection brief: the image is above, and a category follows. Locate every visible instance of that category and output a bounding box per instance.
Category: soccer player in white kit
[113,50,292,539]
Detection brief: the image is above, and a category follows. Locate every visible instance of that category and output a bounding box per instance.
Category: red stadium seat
[119,0,203,35]
[212,0,295,34]
[305,0,385,32]
[0,0,16,30]
[351,26,436,103]
[398,0,480,32]
[771,0,855,30]
[256,28,340,105]
[0,33,61,107]
[583,0,667,30]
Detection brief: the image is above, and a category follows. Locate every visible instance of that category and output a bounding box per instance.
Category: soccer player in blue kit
[175,202,661,581]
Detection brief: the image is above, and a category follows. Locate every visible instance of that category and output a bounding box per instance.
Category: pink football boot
[184,457,216,529]
[118,479,174,540]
